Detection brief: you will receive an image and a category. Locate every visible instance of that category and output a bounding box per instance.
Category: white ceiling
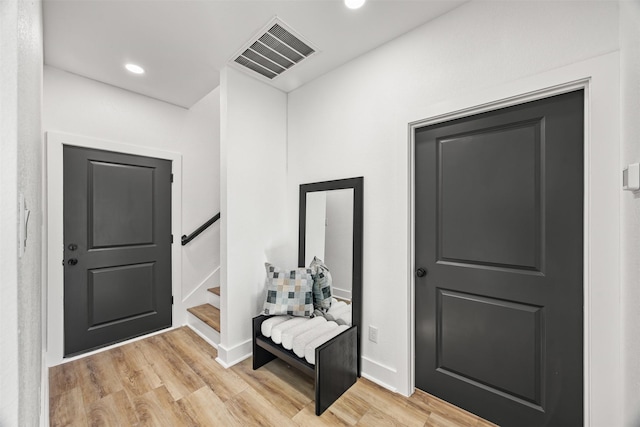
[43,0,465,108]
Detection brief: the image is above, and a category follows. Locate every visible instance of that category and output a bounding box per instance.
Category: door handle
[67,258,78,266]
[416,268,427,277]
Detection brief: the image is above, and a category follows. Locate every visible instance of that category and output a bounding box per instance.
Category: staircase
[182,213,222,347]
[186,287,221,347]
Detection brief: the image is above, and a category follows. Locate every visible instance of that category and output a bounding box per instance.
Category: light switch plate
[368,325,378,343]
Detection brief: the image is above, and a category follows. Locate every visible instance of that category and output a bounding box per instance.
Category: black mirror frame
[298,176,363,376]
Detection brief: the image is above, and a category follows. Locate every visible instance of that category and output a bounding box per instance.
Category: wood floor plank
[118,340,154,372]
[110,345,162,397]
[356,407,406,426]
[124,364,163,398]
[176,386,242,427]
[291,401,351,426]
[426,412,477,427]
[233,357,312,418]
[226,386,297,427]
[163,327,248,401]
[132,386,188,427]
[324,388,371,425]
[49,360,81,399]
[409,389,488,427]
[50,327,496,427]
[134,333,206,401]
[85,389,138,427]
[261,356,315,399]
[50,387,87,427]
[475,419,499,427]
[77,351,124,406]
[349,379,428,427]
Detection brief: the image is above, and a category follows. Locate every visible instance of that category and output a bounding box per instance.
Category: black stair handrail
[181,213,220,246]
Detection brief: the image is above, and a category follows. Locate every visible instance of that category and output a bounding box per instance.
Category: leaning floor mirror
[298,176,364,375]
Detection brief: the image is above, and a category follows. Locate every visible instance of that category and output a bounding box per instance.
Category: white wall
[219,66,288,365]
[178,87,221,308]
[286,0,620,422]
[620,1,640,425]
[43,66,220,365]
[0,0,43,425]
[0,2,20,419]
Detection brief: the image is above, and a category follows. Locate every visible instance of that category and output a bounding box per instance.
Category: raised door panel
[90,161,154,248]
[438,120,542,272]
[437,289,543,408]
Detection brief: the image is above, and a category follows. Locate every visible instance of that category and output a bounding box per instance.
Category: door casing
[46,132,183,366]
[408,52,621,427]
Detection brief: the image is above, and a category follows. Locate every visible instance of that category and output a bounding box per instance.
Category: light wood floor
[50,327,496,427]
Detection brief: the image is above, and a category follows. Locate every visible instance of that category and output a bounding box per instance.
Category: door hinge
[171,296,174,305]
[171,234,173,244]
[170,173,174,183]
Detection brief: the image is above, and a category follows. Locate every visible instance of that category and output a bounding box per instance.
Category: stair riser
[207,292,220,309]
[187,312,220,347]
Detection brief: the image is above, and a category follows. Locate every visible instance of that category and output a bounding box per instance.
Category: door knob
[67,258,78,266]
[416,268,427,277]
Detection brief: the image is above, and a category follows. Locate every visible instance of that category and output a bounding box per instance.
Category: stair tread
[187,304,220,332]
[207,287,221,296]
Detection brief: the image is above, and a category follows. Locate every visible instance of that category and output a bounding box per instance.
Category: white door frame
[45,131,183,367]
[407,52,621,427]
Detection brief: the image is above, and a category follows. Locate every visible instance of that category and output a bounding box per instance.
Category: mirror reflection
[298,176,363,375]
[305,189,354,301]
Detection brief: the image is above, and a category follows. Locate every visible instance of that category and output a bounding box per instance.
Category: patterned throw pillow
[310,257,332,312]
[263,263,314,317]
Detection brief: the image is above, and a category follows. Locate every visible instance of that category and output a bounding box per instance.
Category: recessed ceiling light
[344,0,366,9]
[125,63,145,74]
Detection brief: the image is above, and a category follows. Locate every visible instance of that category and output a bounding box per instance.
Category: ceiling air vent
[232,19,317,80]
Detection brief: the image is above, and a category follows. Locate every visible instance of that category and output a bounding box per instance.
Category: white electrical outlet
[369,325,378,343]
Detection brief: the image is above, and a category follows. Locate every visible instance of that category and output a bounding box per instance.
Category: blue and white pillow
[263,263,314,317]
[310,256,332,312]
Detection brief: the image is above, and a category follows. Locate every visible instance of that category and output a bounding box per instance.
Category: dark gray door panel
[415,90,584,426]
[64,146,172,357]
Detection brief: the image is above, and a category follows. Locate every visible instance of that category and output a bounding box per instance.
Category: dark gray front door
[63,146,172,357]
[414,90,584,426]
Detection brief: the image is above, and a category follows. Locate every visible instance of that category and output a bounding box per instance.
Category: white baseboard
[216,339,252,368]
[185,323,219,350]
[40,352,49,427]
[332,287,352,301]
[361,355,398,393]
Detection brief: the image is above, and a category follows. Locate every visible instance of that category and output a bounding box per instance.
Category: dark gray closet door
[414,90,584,426]
[64,145,172,357]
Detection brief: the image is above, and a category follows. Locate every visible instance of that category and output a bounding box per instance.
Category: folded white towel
[293,321,338,358]
[304,325,350,365]
[260,316,291,338]
[271,317,308,344]
[281,316,326,350]
[329,304,351,318]
[336,311,352,326]
[327,301,347,314]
